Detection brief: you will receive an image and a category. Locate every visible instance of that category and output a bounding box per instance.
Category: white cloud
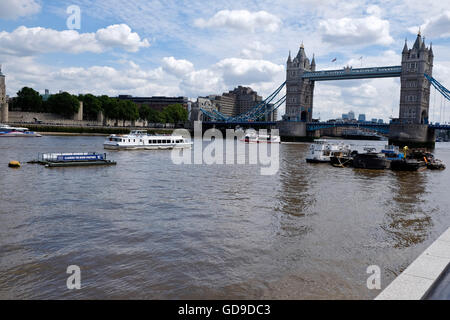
[0,0,41,19]
[2,53,285,102]
[0,24,150,56]
[366,5,382,17]
[240,41,274,59]
[319,15,394,46]
[411,11,450,39]
[95,24,150,52]
[215,58,284,86]
[194,10,281,33]
[162,57,195,76]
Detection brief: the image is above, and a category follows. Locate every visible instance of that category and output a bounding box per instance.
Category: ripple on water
[1,137,450,299]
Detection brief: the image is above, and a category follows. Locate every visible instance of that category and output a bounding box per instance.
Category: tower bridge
[200,31,449,147]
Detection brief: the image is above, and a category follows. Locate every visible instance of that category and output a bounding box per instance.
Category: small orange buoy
[8,161,21,168]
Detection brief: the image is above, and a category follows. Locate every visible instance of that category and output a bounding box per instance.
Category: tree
[15,87,43,112]
[79,94,102,120]
[139,105,165,123]
[161,103,188,123]
[46,92,80,117]
[100,96,120,121]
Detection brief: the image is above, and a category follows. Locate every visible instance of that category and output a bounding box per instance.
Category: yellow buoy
[8,161,21,168]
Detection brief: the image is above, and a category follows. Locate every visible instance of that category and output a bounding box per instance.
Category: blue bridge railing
[303,66,402,81]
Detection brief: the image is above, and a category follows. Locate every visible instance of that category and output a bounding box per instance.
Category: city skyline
[0,1,449,121]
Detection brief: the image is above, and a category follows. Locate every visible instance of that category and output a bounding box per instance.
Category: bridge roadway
[202,121,450,133]
[302,66,402,81]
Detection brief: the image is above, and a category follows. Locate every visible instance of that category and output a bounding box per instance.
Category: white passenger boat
[103,130,192,150]
[241,130,281,143]
[0,123,42,137]
[306,140,351,163]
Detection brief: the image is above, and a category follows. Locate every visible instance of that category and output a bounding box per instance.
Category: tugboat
[352,147,391,169]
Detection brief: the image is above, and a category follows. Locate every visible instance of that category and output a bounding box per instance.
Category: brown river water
[1,136,450,299]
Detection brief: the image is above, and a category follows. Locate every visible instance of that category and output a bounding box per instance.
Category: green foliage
[12,87,187,124]
[161,103,188,123]
[119,100,139,121]
[78,94,102,120]
[15,87,43,112]
[139,105,165,123]
[46,92,80,117]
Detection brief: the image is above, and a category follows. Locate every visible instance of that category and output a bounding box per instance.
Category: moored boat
[390,158,427,171]
[29,152,116,167]
[352,148,390,169]
[306,140,351,163]
[104,130,192,150]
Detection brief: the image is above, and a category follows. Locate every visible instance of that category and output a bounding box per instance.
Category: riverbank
[17,124,175,135]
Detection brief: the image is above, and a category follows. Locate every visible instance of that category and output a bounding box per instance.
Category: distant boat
[241,129,280,143]
[342,129,383,140]
[0,123,42,137]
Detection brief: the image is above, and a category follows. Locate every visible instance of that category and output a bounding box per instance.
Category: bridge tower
[389,31,435,148]
[399,31,434,124]
[285,44,315,122]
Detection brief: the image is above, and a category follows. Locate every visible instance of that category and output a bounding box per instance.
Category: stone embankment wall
[7,111,148,127]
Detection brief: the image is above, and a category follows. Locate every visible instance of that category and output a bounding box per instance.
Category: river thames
[1,136,450,299]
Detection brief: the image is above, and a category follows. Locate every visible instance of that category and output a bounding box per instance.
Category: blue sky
[0,0,449,121]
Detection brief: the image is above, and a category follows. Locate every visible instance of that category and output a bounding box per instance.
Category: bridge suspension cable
[200,82,286,122]
[425,74,450,101]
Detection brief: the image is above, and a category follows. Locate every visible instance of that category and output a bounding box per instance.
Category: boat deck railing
[39,152,105,162]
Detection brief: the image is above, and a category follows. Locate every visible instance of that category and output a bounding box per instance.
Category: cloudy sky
[0,0,449,121]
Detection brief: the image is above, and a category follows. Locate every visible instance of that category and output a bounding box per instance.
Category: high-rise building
[348,110,356,120]
[358,114,366,122]
[212,94,236,117]
[342,113,349,120]
[229,86,262,115]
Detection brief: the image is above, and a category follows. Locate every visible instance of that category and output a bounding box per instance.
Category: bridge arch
[300,111,308,121]
[421,110,428,124]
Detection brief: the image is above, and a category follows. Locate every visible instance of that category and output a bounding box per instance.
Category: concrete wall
[7,109,150,128]
[74,101,83,121]
[0,103,8,122]
[276,121,309,141]
[389,123,435,148]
